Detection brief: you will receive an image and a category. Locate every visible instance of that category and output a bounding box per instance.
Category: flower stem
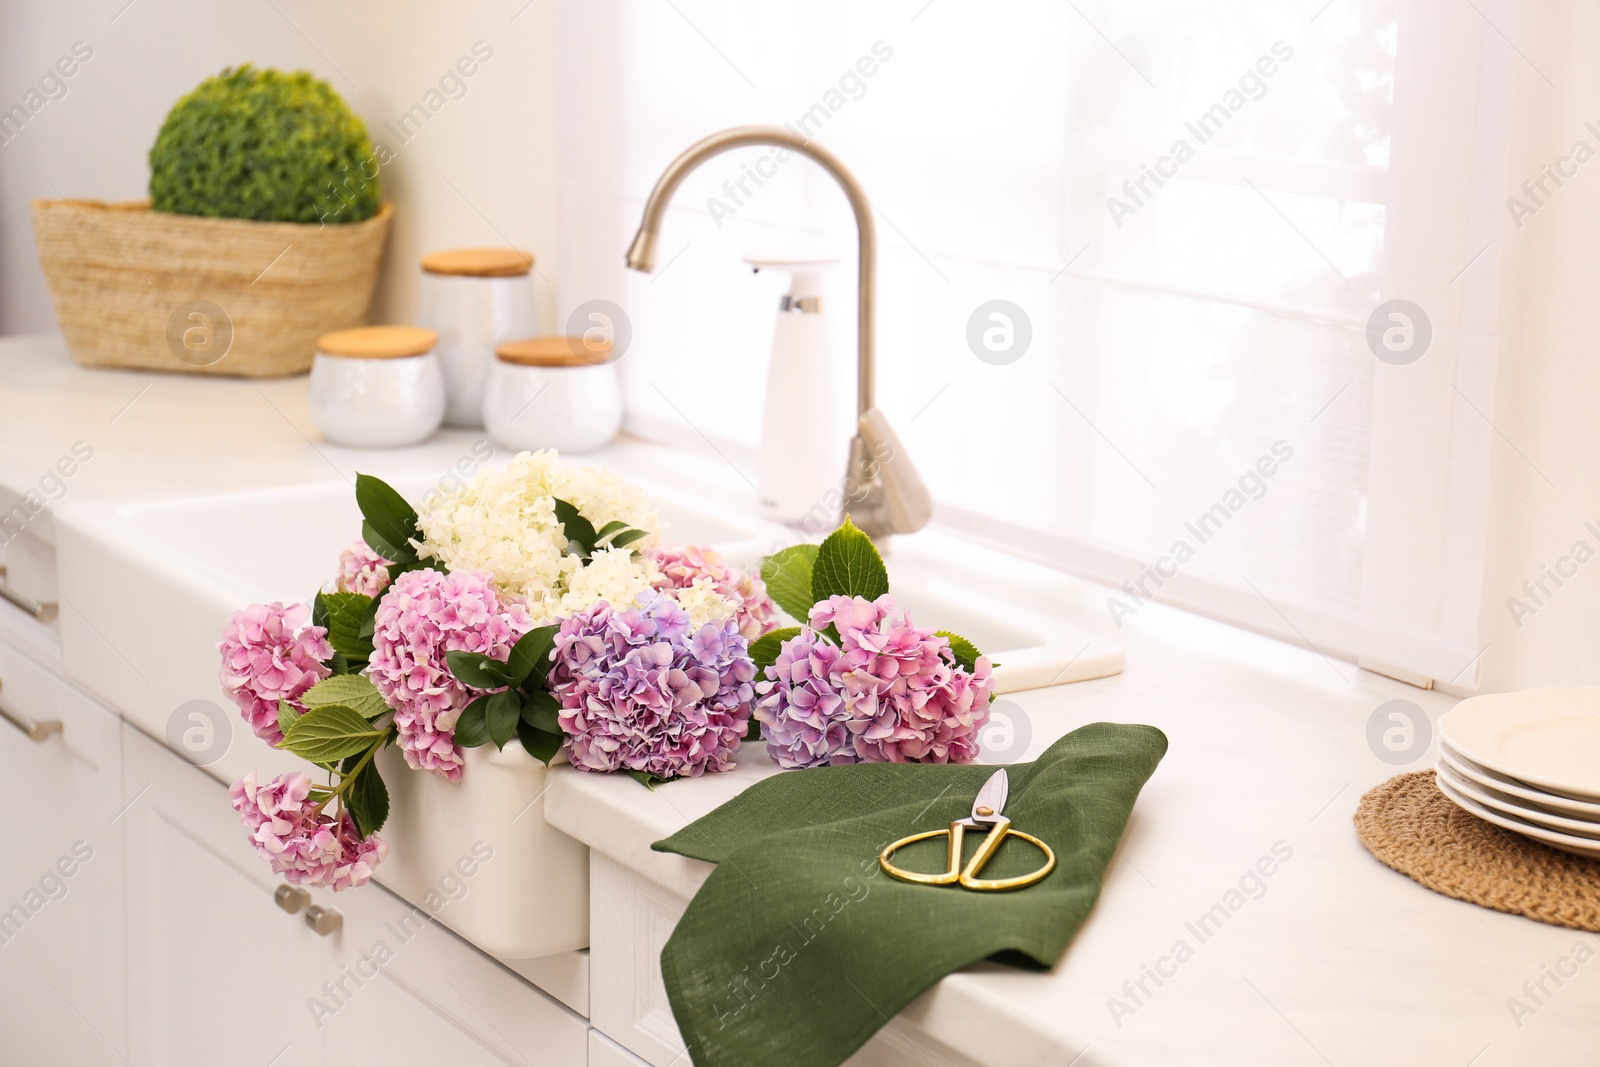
[310,738,381,815]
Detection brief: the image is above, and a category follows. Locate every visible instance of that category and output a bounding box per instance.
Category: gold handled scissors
[879,768,1056,891]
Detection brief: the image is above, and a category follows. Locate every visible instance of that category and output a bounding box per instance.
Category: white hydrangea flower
[414,450,660,621]
[672,577,739,630]
[557,546,661,620]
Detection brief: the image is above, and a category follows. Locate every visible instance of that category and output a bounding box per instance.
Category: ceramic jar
[415,247,540,428]
[483,336,622,454]
[308,326,445,447]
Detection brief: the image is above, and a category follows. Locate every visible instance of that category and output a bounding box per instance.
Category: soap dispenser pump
[744,253,853,528]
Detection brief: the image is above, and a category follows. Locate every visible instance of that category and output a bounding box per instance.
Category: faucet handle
[844,409,933,541]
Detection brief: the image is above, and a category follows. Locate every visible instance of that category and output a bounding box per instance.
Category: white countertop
[548,592,1595,1067]
[0,335,334,543]
[2,333,1592,1067]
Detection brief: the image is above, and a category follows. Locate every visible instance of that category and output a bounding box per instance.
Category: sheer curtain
[555,0,1513,689]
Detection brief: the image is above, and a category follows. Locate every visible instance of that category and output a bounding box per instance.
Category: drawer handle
[274,884,310,914]
[305,904,342,936]
[0,679,63,742]
[0,567,58,623]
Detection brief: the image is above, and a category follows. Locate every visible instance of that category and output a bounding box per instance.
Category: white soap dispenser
[744,253,854,529]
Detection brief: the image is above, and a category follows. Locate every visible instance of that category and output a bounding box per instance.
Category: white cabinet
[121,719,344,1065]
[589,1030,653,1066]
[589,853,692,1066]
[588,853,975,1067]
[0,634,127,1066]
[121,723,590,1066]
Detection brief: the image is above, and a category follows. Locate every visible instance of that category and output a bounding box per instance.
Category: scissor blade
[971,768,1009,822]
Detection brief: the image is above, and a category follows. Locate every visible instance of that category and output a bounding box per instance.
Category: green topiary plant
[148,65,381,225]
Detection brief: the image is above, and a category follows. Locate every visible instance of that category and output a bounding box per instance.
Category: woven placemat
[1354,770,1600,930]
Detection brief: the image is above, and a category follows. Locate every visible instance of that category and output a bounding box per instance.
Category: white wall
[1476,3,1600,691]
[0,0,562,334]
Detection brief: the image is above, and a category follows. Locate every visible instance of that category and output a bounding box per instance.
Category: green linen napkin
[652,721,1168,1067]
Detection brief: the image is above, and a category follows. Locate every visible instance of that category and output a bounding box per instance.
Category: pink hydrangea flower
[218,602,334,745]
[755,594,994,768]
[367,568,532,781]
[335,538,393,598]
[230,771,386,891]
[650,543,779,641]
[548,590,755,779]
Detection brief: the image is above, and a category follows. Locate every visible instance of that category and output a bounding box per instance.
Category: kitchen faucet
[624,125,933,541]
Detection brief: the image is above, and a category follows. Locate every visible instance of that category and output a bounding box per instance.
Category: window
[556,1,1511,687]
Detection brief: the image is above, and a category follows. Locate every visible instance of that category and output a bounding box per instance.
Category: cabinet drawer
[0,633,117,765]
[0,525,61,634]
[0,543,62,670]
[122,722,589,1066]
[0,635,125,1065]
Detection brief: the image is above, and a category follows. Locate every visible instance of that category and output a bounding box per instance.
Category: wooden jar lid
[421,247,535,277]
[497,337,615,368]
[317,325,438,359]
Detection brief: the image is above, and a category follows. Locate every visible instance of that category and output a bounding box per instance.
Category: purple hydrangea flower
[752,627,851,767]
[367,568,532,781]
[548,589,755,779]
[230,772,386,892]
[218,602,334,745]
[755,594,994,768]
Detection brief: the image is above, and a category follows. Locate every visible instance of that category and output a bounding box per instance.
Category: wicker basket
[30,199,393,378]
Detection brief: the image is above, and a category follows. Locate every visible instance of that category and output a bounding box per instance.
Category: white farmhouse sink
[74,475,1119,695]
[52,466,1119,960]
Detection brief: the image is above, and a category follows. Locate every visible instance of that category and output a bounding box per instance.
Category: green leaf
[280,705,384,764]
[517,720,562,765]
[360,520,408,565]
[276,700,300,739]
[486,689,521,750]
[812,516,889,605]
[748,626,802,671]
[454,695,492,748]
[593,519,630,543]
[519,689,562,733]
[446,650,512,689]
[312,594,330,631]
[343,753,389,837]
[745,716,763,742]
[325,651,350,676]
[761,544,820,623]
[936,631,983,673]
[355,474,420,563]
[553,498,598,557]
[347,767,388,837]
[607,528,649,551]
[625,769,670,790]
[506,625,559,687]
[317,591,375,665]
[301,674,390,721]
[358,593,382,641]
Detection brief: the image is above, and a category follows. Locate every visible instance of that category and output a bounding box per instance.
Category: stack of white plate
[1436,687,1600,859]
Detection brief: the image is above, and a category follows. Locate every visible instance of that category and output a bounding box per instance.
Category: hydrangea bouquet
[218,451,995,892]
